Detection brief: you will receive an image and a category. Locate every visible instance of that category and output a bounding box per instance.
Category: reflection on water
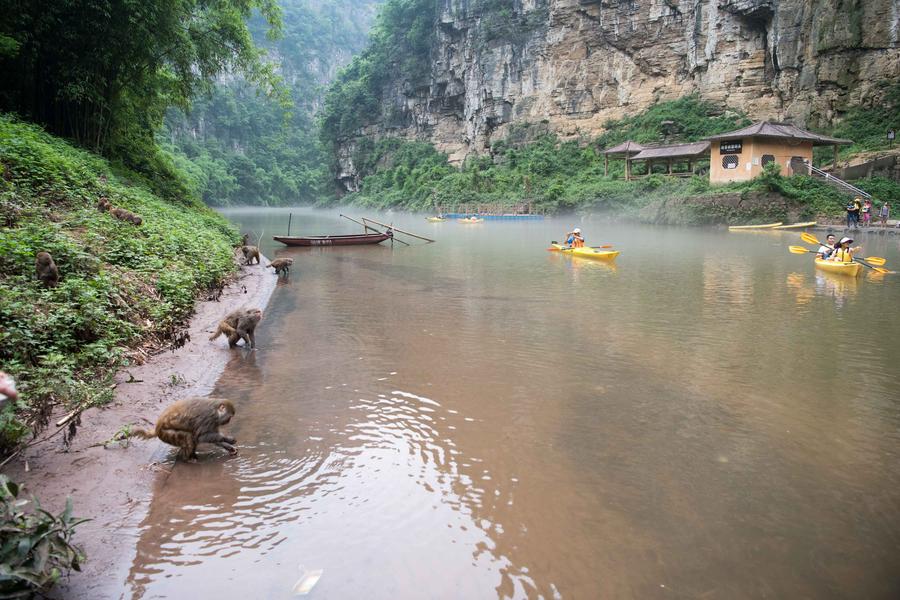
[125,209,900,599]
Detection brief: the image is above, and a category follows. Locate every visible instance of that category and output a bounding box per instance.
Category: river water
[124,208,900,599]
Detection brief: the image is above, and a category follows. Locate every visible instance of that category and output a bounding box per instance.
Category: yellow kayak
[426,217,445,222]
[550,244,619,261]
[773,221,818,230]
[728,222,783,230]
[814,258,862,277]
[458,218,484,223]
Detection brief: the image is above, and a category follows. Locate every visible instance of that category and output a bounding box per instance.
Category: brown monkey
[130,397,237,461]
[97,197,111,211]
[241,245,260,265]
[35,251,59,287]
[128,213,143,225]
[110,207,126,219]
[209,308,262,348]
[266,257,293,276]
[240,233,250,247]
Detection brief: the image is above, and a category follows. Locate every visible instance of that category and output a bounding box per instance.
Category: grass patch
[0,114,239,453]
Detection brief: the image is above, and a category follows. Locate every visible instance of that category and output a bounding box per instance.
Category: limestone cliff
[336,0,900,190]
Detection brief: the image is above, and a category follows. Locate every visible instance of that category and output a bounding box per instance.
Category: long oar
[789,246,891,274]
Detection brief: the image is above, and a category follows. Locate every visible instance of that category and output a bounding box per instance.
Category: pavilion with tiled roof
[601,140,645,176]
[623,141,711,180]
[705,121,852,184]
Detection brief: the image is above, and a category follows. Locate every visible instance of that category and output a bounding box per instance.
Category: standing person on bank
[846,197,861,229]
[880,201,891,228]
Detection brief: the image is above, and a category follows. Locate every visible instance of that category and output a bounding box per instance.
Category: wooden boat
[773,221,818,230]
[728,222,783,230]
[426,217,446,222]
[273,232,392,247]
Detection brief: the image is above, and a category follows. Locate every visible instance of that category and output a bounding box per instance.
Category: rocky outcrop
[336,0,900,191]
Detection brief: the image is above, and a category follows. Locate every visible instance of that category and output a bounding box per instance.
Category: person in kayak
[830,237,861,263]
[564,228,585,248]
[816,234,836,260]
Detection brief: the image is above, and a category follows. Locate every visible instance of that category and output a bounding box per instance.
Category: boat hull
[728,222,783,230]
[273,233,392,247]
[457,218,484,223]
[550,244,619,261]
[773,221,818,230]
[814,258,862,277]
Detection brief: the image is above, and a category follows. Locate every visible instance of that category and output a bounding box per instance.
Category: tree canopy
[0,0,281,192]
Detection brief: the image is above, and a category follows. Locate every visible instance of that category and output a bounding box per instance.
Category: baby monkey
[131,397,237,461]
[35,251,59,287]
[241,245,260,265]
[209,307,262,349]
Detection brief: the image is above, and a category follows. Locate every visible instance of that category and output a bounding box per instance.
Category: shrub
[0,475,87,596]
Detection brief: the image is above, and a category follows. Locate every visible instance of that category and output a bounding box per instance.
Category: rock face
[336,0,900,190]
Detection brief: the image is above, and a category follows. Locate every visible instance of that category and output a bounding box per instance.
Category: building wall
[710,137,814,184]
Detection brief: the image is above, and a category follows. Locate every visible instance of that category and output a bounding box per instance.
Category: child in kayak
[830,237,861,263]
[816,234,836,260]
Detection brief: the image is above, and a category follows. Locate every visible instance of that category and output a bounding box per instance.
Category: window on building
[761,154,775,167]
[722,155,739,169]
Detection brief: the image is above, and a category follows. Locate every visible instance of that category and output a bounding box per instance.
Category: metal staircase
[795,159,872,200]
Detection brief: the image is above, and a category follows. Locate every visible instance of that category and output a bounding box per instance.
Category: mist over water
[125,208,900,599]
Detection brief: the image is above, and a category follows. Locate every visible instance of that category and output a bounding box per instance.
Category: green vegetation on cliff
[166,0,380,206]
[319,0,436,145]
[330,95,900,223]
[0,116,238,452]
[331,97,746,212]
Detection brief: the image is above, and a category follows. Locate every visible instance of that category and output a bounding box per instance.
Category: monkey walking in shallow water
[35,251,59,287]
[267,257,293,276]
[209,308,262,349]
[130,397,237,461]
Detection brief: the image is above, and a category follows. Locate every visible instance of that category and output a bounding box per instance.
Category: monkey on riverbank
[130,397,237,461]
[240,233,250,247]
[35,251,59,287]
[241,245,260,265]
[267,257,293,276]
[209,308,262,349]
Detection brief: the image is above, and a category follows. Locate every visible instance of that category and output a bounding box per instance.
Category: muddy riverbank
[4,255,276,598]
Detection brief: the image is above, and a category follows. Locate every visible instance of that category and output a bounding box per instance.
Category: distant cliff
[325,0,900,191]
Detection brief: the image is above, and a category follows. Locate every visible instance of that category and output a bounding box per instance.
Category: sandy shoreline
[4,253,277,598]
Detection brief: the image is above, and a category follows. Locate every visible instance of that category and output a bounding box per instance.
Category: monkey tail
[209,322,237,341]
[129,428,157,440]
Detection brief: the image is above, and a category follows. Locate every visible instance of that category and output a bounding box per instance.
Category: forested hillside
[165,0,380,206]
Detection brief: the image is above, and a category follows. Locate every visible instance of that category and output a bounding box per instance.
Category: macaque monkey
[267,257,293,276]
[241,245,260,265]
[240,233,250,247]
[130,397,237,460]
[97,197,111,211]
[35,251,59,287]
[128,213,142,225]
[209,308,262,349]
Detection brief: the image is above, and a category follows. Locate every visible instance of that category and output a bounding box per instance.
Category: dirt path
[4,256,277,598]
